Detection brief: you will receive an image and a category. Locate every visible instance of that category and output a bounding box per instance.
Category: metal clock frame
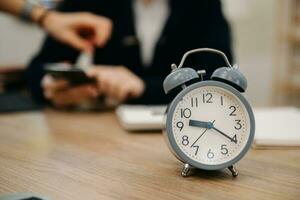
[163,80,255,177]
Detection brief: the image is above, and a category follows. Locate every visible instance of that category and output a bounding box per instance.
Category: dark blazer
[27,0,233,104]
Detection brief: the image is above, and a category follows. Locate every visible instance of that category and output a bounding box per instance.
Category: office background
[0,1,299,199]
[0,0,299,107]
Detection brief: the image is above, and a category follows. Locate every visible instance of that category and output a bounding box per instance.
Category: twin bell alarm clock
[163,48,255,177]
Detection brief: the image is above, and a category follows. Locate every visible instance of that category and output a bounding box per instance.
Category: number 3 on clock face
[165,81,255,170]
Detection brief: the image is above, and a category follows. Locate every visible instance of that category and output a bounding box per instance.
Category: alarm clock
[163,48,255,177]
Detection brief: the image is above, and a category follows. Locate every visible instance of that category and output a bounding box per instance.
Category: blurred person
[27,0,233,107]
[0,0,112,52]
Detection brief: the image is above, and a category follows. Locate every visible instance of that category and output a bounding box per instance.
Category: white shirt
[133,0,170,67]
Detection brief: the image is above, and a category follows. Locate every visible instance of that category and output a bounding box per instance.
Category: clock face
[167,81,254,169]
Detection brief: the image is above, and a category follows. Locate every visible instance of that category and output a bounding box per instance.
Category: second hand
[190,120,215,147]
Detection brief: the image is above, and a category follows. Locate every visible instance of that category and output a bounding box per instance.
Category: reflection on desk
[0,110,299,200]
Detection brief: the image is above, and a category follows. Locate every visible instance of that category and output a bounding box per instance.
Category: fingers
[61,30,93,52]
[51,85,98,107]
[93,16,113,47]
[42,75,69,99]
[114,84,132,102]
[43,11,112,52]
[107,78,130,102]
[86,66,145,103]
[42,75,99,108]
[72,12,113,49]
[86,66,109,95]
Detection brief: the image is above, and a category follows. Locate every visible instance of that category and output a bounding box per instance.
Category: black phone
[44,63,96,86]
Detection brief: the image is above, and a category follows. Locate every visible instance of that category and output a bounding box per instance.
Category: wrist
[31,5,59,29]
[30,5,46,23]
[38,10,59,30]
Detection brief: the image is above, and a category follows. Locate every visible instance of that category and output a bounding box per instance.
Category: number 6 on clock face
[164,81,255,171]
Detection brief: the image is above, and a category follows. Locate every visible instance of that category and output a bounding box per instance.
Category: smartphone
[44,63,96,86]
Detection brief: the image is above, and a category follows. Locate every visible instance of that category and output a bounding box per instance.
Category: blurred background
[0,0,299,107]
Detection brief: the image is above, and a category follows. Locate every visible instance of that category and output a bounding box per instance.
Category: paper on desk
[253,107,300,149]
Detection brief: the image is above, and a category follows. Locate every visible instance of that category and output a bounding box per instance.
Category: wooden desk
[0,110,299,200]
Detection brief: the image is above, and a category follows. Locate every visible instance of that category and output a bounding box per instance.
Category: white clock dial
[171,85,251,166]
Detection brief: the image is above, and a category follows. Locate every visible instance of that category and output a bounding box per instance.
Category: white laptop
[116,105,166,131]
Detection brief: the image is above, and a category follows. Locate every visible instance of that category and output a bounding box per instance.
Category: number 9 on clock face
[165,81,255,170]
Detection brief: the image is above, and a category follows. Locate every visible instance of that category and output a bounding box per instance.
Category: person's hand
[42,11,113,52]
[87,66,145,102]
[42,75,99,108]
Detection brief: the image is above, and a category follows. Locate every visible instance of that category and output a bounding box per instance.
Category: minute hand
[212,127,237,144]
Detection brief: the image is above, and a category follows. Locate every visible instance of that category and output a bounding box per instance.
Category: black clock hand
[190,120,215,147]
[190,129,208,147]
[189,119,214,129]
[212,127,237,144]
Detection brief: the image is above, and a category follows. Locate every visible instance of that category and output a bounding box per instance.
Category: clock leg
[228,165,238,177]
[181,163,192,177]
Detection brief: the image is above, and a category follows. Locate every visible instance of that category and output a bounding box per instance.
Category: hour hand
[189,120,214,129]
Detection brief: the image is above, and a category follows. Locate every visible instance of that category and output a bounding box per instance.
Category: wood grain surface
[0,109,299,200]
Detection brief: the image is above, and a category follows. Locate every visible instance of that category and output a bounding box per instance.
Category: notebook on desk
[253,107,300,149]
[116,105,300,148]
